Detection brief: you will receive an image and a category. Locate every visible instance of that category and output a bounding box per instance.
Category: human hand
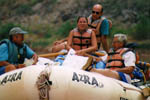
[75,50,85,56]
[91,29,97,34]
[32,54,38,65]
[90,68,96,72]
[32,61,37,65]
[54,40,62,45]
[16,64,26,69]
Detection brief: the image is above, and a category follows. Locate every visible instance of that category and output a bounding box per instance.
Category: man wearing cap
[0,27,38,75]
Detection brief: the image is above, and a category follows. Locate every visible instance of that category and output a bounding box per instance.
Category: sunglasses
[92,11,100,15]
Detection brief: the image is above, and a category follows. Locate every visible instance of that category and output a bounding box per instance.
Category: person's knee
[107,70,120,79]
[5,64,16,72]
[51,46,57,53]
[52,43,65,53]
[105,69,112,72]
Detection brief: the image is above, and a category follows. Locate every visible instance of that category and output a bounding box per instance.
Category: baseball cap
[9,27,28,35]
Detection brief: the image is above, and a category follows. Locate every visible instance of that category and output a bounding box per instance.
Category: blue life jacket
[0,39,27,64]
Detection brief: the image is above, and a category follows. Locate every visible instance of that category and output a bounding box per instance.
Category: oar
[136,61,150,67]
[39,52,66,58]
[94,52,105,56]
[94,53,150,67]
[39,51,105,58]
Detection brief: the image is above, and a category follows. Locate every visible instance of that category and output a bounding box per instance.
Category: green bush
[56,19,77,38]
[0,23,18,40]
[16,4,33,15]
[44,28,53,39]
[0,0,6,6]
[50,0,58,4]
[110,26,130,37]
[0,0,14,6]
[138,43,150,49]
[32,40,50,48]
[29,0,43,6]
[131,16,150,40]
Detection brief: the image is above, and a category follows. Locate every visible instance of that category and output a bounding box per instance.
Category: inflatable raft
[0,58,145,100]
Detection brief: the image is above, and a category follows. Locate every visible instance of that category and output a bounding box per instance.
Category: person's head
[112,33,127,50]
[77,16,88,31]
[92,4,103,20]
[9,27,28,45]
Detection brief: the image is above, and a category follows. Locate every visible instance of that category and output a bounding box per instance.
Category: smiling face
[77,17,88,31]
[92,4,103,20]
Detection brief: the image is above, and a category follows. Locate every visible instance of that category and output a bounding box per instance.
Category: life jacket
[88,15,112,49]
[72,28,92,50]
[106,48,129,69]
[0,39,27,65]
[125,42,140,63]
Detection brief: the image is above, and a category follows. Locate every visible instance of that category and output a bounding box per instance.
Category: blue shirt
[100,19,109,36]
[0,43,35,62]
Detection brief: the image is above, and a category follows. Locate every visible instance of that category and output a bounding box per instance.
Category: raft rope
[36,67,52,100]
[116,81,143,94]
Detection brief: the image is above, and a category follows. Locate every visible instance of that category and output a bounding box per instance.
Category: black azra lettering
[0,71,23,85]
[72,72,103,87]
[120,97,128,100]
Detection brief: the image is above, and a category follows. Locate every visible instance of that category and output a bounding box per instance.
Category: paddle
[39,51,106,58]
[94,52,105,56]
[92,52,150,67]
[39,52,150,67]
[39,52,66,58]
[136,61,150,67]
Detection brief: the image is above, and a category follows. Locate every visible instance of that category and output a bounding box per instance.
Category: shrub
[138,43,150,49]
[0,23,18,40]
[0,0,6,6]
[16,4,33,15]
[0,0,14,6]
[30,0,43,6]
[31,40,50,48]
[131,16,150,40]
[56,19,76,38]
[110,26,130,37]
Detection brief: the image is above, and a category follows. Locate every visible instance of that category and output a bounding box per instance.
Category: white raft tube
[0,63,145,100]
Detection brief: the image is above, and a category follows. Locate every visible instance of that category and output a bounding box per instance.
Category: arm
[101,35,109,53]
[115,51,136,74]
[66,30,74,50]
[25,45,38,65]
[115,66,135,74]
[0,43,10,67]
[0,61,10,67]
[100,19,109,53]
[0,61,25,69]
[32,53,38,65]
[54,37,68,45]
